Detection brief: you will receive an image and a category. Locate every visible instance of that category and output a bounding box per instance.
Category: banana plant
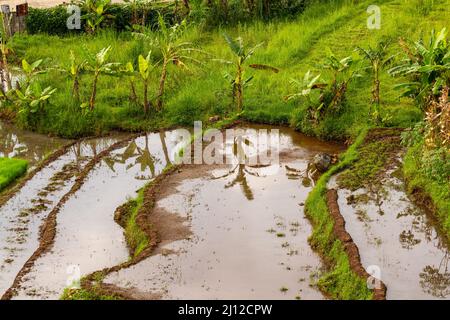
[19,59,47,88]
[14,82,57,114]
[80,0,114,34]
[220,33,279,112]
[389,28,450,107]
[138,51,155,114]
[356,40,396,122]
[57,50,87,101]
[285,70,327,123]
[83,46,121,111]
[134,15,206,111]
[123,51,155,114]
[320,52,361,112]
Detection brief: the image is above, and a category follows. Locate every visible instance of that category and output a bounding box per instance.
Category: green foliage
[190,0,309,27]
[26,6,79,36]
[0,157,28,191]
[389,27,450,106]
[403,139,450,240]
[25,4,176,36]
[61,287,120,300]
[80,0,115,34]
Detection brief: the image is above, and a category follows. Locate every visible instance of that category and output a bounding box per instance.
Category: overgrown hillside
[4,0,448,139]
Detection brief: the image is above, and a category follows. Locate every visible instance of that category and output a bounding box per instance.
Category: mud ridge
[0,133,142,300]
[326,188,387,300]
[0,140,78,208]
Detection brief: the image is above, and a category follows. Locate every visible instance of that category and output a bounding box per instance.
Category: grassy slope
[8,0,449,139]
[305,128,373,299]
[0,158,28,192]
[403,142,450,240]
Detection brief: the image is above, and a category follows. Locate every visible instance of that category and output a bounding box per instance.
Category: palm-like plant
[84,46,121,111]
[14,83,57,115]
[124,51,155,114]
[80,0,114,34]
[135,15,205,111]
[221,33,279,112]
[19,59,47,88]
[356,40,396,121]
[389,28,450,106]
[285,70,326,123]
[320,52,361,112]
[58,50,87,101]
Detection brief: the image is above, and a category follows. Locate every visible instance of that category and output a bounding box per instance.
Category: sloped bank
[304,128,380,300]
[307,127,449,300]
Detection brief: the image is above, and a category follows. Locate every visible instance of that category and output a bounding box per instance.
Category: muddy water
[104,125,345,300]
[0,137,123,297]
[11,132,178,300]
[0,121,70,167]
[330,157,450,299]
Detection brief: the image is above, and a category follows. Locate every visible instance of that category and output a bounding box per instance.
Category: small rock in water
[313,153,332,172]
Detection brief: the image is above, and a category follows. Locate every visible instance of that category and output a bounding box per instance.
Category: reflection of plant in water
[399,230,422,249]
[285,164,317,188]
[213,136,269,201]
[420,252,450,298]
[397,205,434,242]
[103,135,164,180]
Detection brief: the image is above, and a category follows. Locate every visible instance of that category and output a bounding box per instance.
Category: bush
[190,0,310,27]
[25,4,177,35]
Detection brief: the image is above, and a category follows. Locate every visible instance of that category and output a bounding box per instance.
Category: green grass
[305,128,374,300]
[60,287,120,300]
[4,0,448,139]
[0,157,28,192]
[123,188,149,258]
[403,142,450,241]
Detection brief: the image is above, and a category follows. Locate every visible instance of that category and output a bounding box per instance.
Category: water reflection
[420,252,450,298]
[0,121,69,165]
[102,131,172,180]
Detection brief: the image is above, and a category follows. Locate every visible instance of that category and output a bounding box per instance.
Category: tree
[57,50,87,101]
[80,0,114,34]
[135,15,204,111]
[221,33,279,112]
[356,40,395,122]
[124,51,155,114]
[0,13,13,96]
[84,46,120,111]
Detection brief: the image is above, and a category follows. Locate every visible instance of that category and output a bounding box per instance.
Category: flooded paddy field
[330,155,450,299]
[103,125,345,300]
